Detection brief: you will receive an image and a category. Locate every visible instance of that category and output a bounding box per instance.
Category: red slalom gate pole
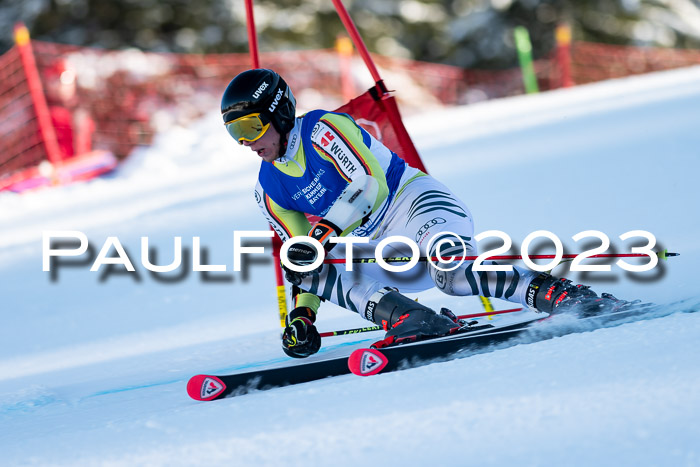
[331,0,426,171]
[319,307,523,338]
[244,0,260,69]
[243,0,287,326]
[332,0,381,83]
[14,23,62,166]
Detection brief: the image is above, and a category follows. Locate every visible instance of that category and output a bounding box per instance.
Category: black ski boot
[365,288,460,347]
[526,273,632,316]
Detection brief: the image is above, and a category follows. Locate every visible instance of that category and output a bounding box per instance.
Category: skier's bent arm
[255,184,324,317]
[255,183,312,241]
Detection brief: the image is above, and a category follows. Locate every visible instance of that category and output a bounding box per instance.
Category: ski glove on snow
[282,306,321,358]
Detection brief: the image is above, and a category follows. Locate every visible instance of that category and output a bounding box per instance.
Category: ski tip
[348,348,388,376]
[187,374,227,401]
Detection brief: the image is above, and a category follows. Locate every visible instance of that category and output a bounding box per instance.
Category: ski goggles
[224,112,271,144]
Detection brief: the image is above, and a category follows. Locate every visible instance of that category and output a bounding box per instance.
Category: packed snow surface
[1,66,700,466]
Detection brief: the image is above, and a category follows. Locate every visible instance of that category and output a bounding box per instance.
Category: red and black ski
[186,317,537,401]
[187,299,697,401]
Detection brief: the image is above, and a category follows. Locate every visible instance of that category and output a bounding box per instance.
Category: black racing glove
[282,307,321,358]
[282,219,342,286]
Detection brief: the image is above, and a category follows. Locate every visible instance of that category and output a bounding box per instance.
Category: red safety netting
[28,43,380,160]
[3,37,700,183]
[373,52,562,104]
[21,42,470,168]
[0,46,46,175]
[570,41,700,85]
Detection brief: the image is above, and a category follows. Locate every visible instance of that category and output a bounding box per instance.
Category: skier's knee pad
[425,230,476,295]
[428,264,465,296]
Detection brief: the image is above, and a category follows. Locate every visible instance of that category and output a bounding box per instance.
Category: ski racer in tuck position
[221,69,626,358]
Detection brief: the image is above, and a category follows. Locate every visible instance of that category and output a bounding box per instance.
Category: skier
[221,69,620,358]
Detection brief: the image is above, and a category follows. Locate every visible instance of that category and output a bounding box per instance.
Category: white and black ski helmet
[221,68,296,135]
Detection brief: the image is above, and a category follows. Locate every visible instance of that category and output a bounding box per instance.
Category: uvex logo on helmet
[269,88,284,112]
[253,82,269,99]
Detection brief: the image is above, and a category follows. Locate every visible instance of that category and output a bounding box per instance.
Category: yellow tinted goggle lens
[225,113,270,143]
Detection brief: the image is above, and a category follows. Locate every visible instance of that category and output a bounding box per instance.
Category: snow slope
[1,65,699,466]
